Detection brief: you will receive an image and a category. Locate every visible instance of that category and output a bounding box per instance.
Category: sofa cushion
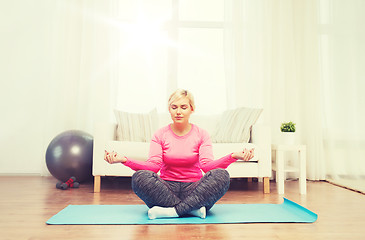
[212,107,263,143]
[107,141,150,161]
[114,108,158,142]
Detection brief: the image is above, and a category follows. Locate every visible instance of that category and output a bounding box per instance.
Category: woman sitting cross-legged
[104,89,254,220]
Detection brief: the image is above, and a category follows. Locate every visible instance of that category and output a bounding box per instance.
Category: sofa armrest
[250,124,272,177]
[92,122,117,176]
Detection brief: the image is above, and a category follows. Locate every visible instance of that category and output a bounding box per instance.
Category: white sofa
[92,113,272,193]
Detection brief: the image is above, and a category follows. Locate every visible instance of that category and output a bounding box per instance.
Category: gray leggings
[131,168,230,216]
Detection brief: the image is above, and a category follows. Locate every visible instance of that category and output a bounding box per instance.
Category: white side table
[271,144,307,194]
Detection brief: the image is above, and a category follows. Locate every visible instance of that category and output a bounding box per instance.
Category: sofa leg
[94,175,101,193]
[264,177,270,194]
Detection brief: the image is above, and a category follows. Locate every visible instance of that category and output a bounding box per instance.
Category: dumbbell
[56,176,80,190]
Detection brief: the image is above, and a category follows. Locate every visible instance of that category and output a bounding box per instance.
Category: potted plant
[280,121,296,144]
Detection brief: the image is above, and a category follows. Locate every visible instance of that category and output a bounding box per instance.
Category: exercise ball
[46,130,93,183]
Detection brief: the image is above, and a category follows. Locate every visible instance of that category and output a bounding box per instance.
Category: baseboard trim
[0,173,42,176]
[326,180,365,195]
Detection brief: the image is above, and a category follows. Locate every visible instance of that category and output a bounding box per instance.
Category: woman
[105,89,254,220]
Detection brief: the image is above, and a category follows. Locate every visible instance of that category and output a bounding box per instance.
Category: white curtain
[225,0,325,180]
[319,0,365,192]
[42,0,115,174]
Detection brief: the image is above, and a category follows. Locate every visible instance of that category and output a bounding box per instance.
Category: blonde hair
[168,89,195,111]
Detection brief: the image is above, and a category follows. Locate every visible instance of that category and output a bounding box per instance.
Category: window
[111,0,171,113]
[112,0,227,114]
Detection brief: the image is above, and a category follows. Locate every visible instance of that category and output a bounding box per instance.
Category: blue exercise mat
[46,198,317,225]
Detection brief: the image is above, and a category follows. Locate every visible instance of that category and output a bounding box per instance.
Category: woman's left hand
[231,148,254,161]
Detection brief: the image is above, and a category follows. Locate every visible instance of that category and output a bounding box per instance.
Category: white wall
[0,1,53,175]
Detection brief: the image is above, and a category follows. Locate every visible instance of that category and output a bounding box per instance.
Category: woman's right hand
[231,148,254,161]
[104,150,127,164]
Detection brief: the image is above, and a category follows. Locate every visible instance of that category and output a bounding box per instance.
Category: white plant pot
[281,132,296,145]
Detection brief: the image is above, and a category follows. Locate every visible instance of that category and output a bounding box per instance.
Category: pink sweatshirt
[123,124,237,182]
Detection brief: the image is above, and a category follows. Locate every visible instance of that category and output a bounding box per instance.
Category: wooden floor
[1,176,364,240]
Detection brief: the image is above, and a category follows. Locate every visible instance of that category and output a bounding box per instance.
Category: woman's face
[169,97,193,125]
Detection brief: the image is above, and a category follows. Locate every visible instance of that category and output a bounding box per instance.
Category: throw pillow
[114,108,158,142]
[212,107,263,143]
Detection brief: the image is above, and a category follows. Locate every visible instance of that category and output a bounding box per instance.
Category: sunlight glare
[117,15,174,54]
